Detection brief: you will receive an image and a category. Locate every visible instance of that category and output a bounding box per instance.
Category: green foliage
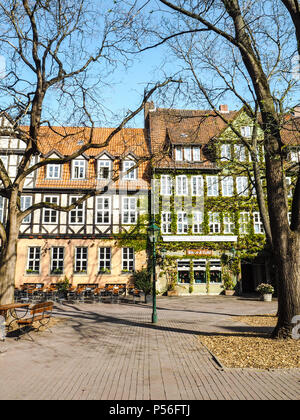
[132,268,152,296]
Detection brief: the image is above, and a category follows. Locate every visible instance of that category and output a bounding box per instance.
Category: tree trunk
[272,234,300,338]
[0,235,18,305]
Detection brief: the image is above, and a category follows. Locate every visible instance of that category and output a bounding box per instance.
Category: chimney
[144,101,155,130]
[219,104,229,113]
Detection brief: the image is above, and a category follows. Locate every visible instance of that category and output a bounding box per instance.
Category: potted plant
[132,268,152,303]
[256,283,274,302]
[57,276,70,300]
[222,273,236,296]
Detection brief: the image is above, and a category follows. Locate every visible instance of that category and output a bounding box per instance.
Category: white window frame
[95,196,111,224]
[184,146,192,161]
[161,212,172,234]
[46,164,61,179]
[98,247,111,272]
[122,247,134,271]
[74,247,88,273]
[239,212,249,235]
[177,211,188,234]
[51,247,64,274]
[191,176,203,196]
[27,247,41,273]
[236,176,249,196]
[290,148,300,163]
[21,195,32,223]
[122,197,137,224]
[208,212,220,233]
[220,144,231,161]
[221,176,234,197]
[160,175,172,196]
[241,126,252,138]
[43,195,59,224]
[97,160,112,180]
[176,175,188,196]
[0,155,8,170]
[207,176,219,197]
[253,212,264,234]
[123,160,137,180]
[69,196,85,225]
[223,213,235,234]
[234,145,246,161]
[175,146,183,161]
[192,211,203,234]
[72,159,86,179]
[193,147,201,161]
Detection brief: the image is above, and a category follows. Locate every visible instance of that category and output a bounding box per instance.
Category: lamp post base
[152,312,157,323]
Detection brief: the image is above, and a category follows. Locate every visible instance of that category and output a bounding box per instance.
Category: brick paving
[0,296,299,400]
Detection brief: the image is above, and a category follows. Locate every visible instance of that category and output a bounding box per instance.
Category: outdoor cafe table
[0,303,31,332]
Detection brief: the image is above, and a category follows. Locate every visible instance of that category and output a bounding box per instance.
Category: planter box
[167,290,178,297]
[263,293,272,302]
[224,290,235,296]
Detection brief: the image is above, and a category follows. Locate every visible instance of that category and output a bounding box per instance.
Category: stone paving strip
[0,296,299,400]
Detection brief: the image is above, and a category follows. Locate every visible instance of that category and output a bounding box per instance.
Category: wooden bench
[16,301,54,341]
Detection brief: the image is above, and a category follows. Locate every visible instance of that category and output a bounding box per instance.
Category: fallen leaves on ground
[199,314,300,370]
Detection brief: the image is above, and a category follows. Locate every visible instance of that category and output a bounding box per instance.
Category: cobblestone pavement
[0,296,299,400]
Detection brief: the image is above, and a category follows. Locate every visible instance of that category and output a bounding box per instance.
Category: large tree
[133,0,300,338]
[0,0,174,305]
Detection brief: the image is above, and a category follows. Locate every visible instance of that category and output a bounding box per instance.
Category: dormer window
[72,159,86,179]
[46,164,61,179]
[123,160,136,180]
[97,160,111,180]
[220,144,231,161]
[175,146,201,161]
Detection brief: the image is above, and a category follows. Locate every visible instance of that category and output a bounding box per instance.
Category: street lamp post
[147,219,160,324]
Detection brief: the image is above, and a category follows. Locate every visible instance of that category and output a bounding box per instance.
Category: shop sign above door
[186,249,213,256]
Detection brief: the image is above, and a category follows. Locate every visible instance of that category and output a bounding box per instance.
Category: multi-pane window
[51,247,64,274]
[122,197,137,224]
[241,126,252,137]
[184,147,192,161]
[192,211,203,234]
[72,159,86,179]
[177,211,188,234]
[122,247,134,271]
[193,147,201,161]
[236,176,249,196]
[123,161,136,180]
[160,175,172,196]
[223,213,235,233]
[253,212,264,234]
[207,176,219,196]
[239,212,249,234]
[21,196,32,223]
[176,175,188,195]
[97,160,111,179]
[74,247,88,273]
[222,176,234,196]
[191,176,203,196]
[43,195,59,224]
[27,247,40,273]
[220,144,231,161]
[96,197,111,224]
[46,164,61,179]
[234,145,246,161]
[208,212,220,233]
[98,247,111,272]
[161,212,172,234]
[175,146,183,161]
[69,196,84,224]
